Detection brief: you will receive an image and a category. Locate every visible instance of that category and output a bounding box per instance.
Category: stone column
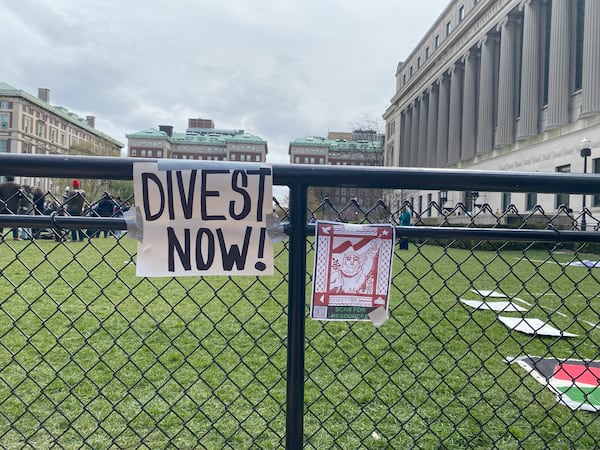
[393,114,401,167]
[418,92,429,166]
[448,63,464,165]
[518,0,543,138]
[436,74,450,167]
[477,34,498,154]
[426,84,439,167]
[546,0,571,128]
[496,15,520,147]
[410,99,420,167]
[581,0,600,115]
[461,49,479,161]
[402,109,411,167]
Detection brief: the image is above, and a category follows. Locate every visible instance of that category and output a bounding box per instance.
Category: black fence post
[286,183,307,450]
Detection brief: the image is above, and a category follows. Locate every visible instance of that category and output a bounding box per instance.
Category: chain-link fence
[2,154,600,449]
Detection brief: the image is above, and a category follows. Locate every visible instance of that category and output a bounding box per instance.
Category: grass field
[0,236,599,449]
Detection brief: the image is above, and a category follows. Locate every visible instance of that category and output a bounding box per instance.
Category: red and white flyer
[311,221,395,322]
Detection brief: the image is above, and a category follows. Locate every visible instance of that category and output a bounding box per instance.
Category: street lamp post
[580,138,591,231]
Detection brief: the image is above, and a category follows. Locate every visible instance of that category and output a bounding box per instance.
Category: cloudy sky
[2,0,449,164]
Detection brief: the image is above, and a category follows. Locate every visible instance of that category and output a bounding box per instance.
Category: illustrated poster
[311,221,395,321]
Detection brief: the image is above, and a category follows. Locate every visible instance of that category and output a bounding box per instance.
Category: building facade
[126,121,268,163]
[0,82,124,191]
[289,133,384,220]
[383,0,600,215]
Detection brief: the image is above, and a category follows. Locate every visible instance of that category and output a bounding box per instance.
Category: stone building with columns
[383,0,600,216]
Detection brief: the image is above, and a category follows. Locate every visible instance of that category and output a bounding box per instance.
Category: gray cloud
[1,0,449,162]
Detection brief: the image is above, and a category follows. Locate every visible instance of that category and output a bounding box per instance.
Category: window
[35,146,45,155]
[459,5,465,22]
[295,156,300,163]
[230,154,236,160]
[141,149,146,157]
[502,193,511,211]
[555,164,571,208]
[156,150,162,157]
[255,155,260,162]
[425,46,430,59]
[0,101,10,109]
[24,117,31,133]
[0,140,7,152]
[131,149,137,156]
[0,113,9,129]
[427,193,432,217]
[22,143,31,154]
[446,21,452,36]
[526,193,538,210]
[409,66,413,76]
[435,35,440,48]
[417,57,421,68]
[37,121,44,137]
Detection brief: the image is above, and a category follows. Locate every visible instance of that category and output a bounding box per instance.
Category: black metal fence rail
[2,153,600,449]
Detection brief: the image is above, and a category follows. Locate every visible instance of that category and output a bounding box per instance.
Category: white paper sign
[471,289,507,298]
[498,317,578,337]
[133,161,273,276]
[460,299,528,312]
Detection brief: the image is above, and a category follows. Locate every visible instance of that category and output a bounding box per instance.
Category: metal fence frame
[2,153,600,448]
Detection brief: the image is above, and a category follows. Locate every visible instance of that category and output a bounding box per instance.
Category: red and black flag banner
[510,356,600,412]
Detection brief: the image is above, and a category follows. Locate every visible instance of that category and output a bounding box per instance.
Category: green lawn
[1,236,599,449]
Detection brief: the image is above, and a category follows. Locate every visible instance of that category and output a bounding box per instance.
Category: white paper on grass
[460,299,528,312]
[472,289,507,298]
[568,260,600,268]
[498,316,578,337]
[133,161,273,277]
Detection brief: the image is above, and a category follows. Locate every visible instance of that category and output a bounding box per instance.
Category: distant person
[17,185,34,239]
[399,206,411,250]
[64,179,87,241]
[0,176,22,240]
[30,187,46,239]
[93,193,115,238]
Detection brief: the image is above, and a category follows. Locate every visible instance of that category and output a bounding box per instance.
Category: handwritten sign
[133,161,273,277]
[311,221,395,321]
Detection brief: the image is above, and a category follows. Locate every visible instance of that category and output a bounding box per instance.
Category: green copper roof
[171,132,227,145]
[290,136,331,147]
[126,128,172,139]
[330,139,383,152]
[227,132,266,144]
[127,129,267,148]
[290,136,383,153]
[0,82,124,147]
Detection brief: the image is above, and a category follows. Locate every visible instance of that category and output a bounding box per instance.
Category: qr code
[312,306,328,319]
